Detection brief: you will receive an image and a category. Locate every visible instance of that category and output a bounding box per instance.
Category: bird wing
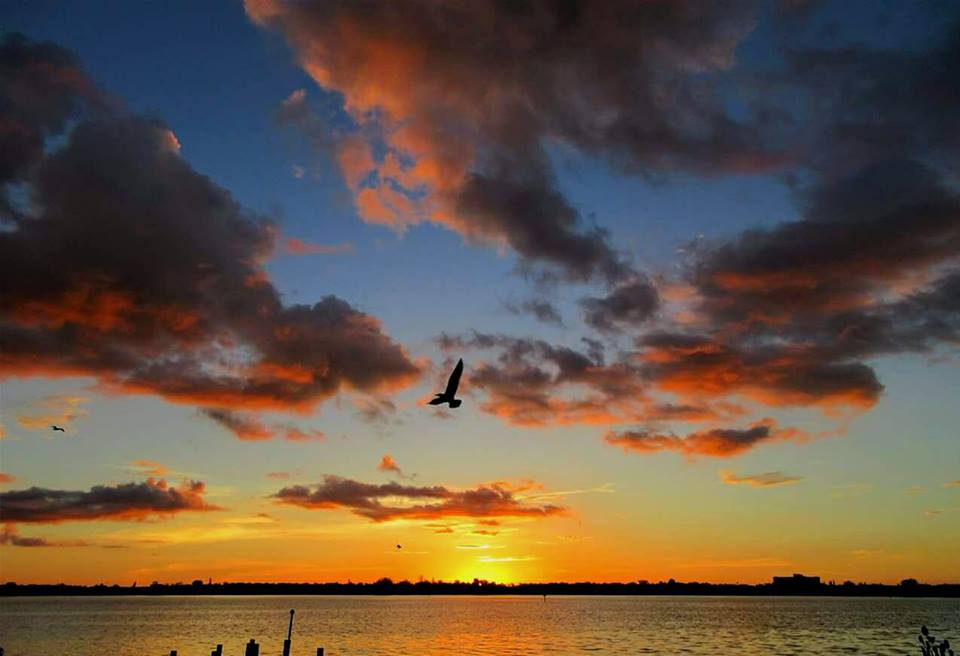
[444,359,463,397]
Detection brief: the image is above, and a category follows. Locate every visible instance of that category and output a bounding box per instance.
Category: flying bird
[51,425,66,432]
[396,544,402,550]
[428,358,463,408]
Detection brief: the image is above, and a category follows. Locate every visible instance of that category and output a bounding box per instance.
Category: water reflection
[0,595,957,655]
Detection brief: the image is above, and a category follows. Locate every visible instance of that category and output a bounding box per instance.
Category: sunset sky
[1,0,959,586]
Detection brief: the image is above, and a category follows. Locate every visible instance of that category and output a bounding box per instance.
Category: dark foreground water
[0,595,957,655]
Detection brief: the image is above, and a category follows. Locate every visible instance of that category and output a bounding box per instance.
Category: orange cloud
[1,525,90,548]
[378,454,403,477]
[284,238,353,256]
[0,473,17,485]
[16,394,89,432]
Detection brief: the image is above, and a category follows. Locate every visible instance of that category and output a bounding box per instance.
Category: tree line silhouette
[3,577,958,597]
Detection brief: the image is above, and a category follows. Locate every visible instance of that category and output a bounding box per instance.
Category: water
[0,595,957,655]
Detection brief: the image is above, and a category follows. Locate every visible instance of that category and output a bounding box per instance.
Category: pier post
[170,651,177,656]
[244,638,260,656]
[316,649,324,656]
[283,609,295,656]
[211,644,223,656]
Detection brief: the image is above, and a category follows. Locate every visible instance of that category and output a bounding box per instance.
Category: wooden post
[316,648,324,656]
[170,651,177,656]
[244,638,259,656]
[211,645,223,656]
[283,609,295,656]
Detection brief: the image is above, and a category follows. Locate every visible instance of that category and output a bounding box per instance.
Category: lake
[0,595,956,655]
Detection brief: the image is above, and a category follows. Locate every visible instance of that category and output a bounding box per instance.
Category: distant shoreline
[4,580,959,598]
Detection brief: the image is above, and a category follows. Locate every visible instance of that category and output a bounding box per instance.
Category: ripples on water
[1,595,957,655]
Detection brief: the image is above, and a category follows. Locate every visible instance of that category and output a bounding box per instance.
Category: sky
[0,0,958,586]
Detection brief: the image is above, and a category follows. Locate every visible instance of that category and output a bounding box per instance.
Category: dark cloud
[604,419,806,458]
[249,0,781,282]
[504,298,565,327]
[426,14,960,459]
[437,331,739,427]
[0,479,219,524]
[201,409,325,442]
[0,36,420,419]
[354,397,398,425]
[778,23,960,174]
[454,157,630,283]
[273,475,565,522]
[692,160,960,330]
[636,332,884,410]
[0,33,103,214]
[581,278,660,333]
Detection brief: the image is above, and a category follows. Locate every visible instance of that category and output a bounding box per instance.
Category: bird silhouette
[51,425,65,432]
[396,544,402,550]
[428,358,463,408]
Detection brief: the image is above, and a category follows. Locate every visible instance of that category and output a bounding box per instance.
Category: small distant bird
[396,544,402,550]
[428,358,463,408]
[51,425,65,432]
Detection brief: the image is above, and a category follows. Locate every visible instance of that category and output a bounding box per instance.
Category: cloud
[129,460,168,477]
[284,238,353,256]
[719,470,803,487]
[201,409,274,441]
[16,395,88,432]
[273,475,565,522]
[0,472,17,485]
[477,555,537,563]
[378,454,405,478]
[201,409,324,442]
[0,33,105,215]
[0,478,220,523]
[250,0,779,282]
[0,36,419,419]
[437,331,737,428]
[604,419,807,458]
[354,397,397,425]
[580,278,660,333]
[652,26,960,426]
[0,525,89,548]
[945,480,960,489]
[636,332,883,412]
[503,298,564,327]
[266,472,294,480]
[416,17,960,460]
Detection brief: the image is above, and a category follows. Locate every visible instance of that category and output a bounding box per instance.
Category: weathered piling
[283,609,295,656]
[167,610,326,654]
